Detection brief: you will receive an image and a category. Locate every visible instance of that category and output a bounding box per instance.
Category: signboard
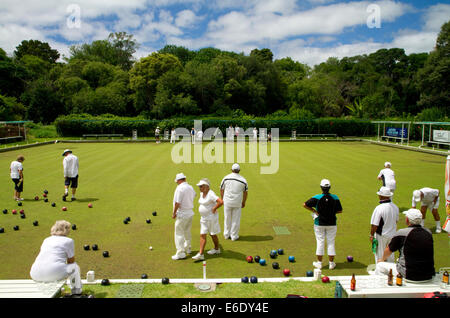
[433,130,450,143]
[386,127,408,138]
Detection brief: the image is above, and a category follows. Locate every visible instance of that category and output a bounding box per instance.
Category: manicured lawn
[0,141,448,293]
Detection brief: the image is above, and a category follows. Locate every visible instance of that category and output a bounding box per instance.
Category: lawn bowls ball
[51,203,56,207]
[12,209,17,215]
[71,224,77,230]
[306,270,314,277]
[146,219,151,224]
[277,248,284,255]
[0,228,4,233]
[272,262,280,269]
[270,250,277,259]
[246,256,253,263]
[13,225,19,231]
[84,245,90,251]
[88,203,93,208]
[17,202,22,206]
[162,278,170,284]
[33,221,39,226]
[288,256,295,262]
[347,255,354,262]
[92,244,98,251]
[283,269,291,277]
[102,251,109,257]
[259,259,266,266]
[3,209,7,214]
[250,276,258,284]
[152,211,157,216]
[101,279,110,286]
[141,274,148,279]
[254,255,261,263]
[62,207,67,211]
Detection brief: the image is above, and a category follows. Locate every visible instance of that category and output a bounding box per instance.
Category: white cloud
[175,10,203,28]
[422,3,450,32]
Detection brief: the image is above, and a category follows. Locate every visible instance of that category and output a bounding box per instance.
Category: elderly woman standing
[192,178,224,261]
[30,220,82,295]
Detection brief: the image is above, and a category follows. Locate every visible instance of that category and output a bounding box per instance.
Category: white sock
[436,221,441,228]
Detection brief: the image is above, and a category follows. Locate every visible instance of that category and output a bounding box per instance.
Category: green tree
[14,40,60,64]
[0,94,26,121]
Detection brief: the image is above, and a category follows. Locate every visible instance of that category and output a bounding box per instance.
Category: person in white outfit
[172,173,196,260]
[220,163,248,241]
[170,128,176,144]
[192,178,224,261]
[10,155,25,201]
[412,187,442,233]
[370,186,399,263]
[252,128,258,141]
[62,149,79,202]
[377,162,396,194]
[30,220,83,296]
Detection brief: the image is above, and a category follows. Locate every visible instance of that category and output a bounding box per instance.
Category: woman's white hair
[50,220,71,236]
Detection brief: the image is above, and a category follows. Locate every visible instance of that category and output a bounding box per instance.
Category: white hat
[413,190,422,202]
[196,178,210,187]
[384,162,391,168]
[174,173,187,182]
[62,149,72,156]
[320,179,331,187]
[402,208,423,224]
[377,186,393,197]
[232,163,240,171]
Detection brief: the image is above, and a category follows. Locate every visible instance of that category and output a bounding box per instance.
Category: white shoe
[171,253,186,260]
[436,228,442,234]
[329,262,336,270]
[207,248,221,255]
[231,236,239,241]
[185,248,191,254]
[313,261,322,269]
[192,253,204,260]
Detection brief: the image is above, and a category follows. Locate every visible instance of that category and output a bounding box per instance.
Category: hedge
[54,114,376,137]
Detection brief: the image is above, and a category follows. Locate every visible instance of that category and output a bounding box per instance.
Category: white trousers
[174,216,193,255]
[314,225,337,256]
[31,262,82,294]
[66,263,83,294]
[375,261,398,276]
[374,233,395,263]
[223,205,241,240]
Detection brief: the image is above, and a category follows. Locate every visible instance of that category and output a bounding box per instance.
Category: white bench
[0,280,65,298]
[336,275,449,298]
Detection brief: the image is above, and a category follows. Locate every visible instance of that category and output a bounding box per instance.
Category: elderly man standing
[62,149,79,202]
[375,209,435,283]
[370,186,399,263]
[220,163,248,241]
[172,173,196,260]
[10,155,25,201]
[412,187,442,233]
[377,162,396,194]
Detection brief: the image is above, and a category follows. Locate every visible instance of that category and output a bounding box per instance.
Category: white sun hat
[196,178,210,187]
[377,186,393,197]
[174,173,187,182]
[232,163,241,171]
[402,208,423,224]
[413,190,422,202]
[320,179,331,187]
[384,162,392,168]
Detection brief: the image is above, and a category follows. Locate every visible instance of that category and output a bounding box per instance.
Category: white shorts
[423,197,439,209]
[200,217,221,236]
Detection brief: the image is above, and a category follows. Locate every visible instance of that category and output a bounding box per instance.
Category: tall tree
[14,40,60,64]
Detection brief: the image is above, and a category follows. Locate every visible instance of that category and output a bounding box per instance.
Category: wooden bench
[82,134,124,140]
[0,136,23,144]
[336,275,448,298]
[0,279,65,298]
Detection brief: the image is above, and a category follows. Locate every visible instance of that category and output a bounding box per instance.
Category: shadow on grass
[237,235,274,242]
[335,261,367,270]
[75,198,100,202]
[191,245,248,263]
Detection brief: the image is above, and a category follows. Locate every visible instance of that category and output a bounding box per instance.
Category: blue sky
[1,0,449,66]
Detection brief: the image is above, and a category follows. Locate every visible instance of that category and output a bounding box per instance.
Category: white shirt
[30,235,75,281]
[370,201,399,238]
[253,129,258,138]
[412,187,439,207]
[198,189,219,220]
[171,130,176,137]
[10,160,23,179]
[173,182,196,218]
[197,131,203,139]
[220,173,248,207]
[378,168,396,187]
[63,154,79,178]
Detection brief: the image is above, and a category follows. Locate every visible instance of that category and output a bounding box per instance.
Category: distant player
[412,188,442,233]
[170,128,176,144]
[62,149,79,202]
[377,162,396,194]
[155,126,161,144]
[10,155,25,201]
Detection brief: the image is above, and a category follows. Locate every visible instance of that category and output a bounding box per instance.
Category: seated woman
[30,220,82,295]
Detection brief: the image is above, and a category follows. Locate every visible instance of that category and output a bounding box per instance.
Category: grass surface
[0,141,448,291]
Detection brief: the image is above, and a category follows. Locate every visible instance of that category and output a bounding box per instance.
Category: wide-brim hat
[62,149,72,156]
[174,173,187,182]
[377,186,393,197]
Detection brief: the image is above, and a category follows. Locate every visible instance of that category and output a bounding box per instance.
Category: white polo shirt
[173,182,196,218]
[370,201,399,238]
[412,187,439,208]
[63,154,79,178]
[10,160,23,179]
[198,189,219,220]
[378,168,396,189]
[220,173,248,208]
